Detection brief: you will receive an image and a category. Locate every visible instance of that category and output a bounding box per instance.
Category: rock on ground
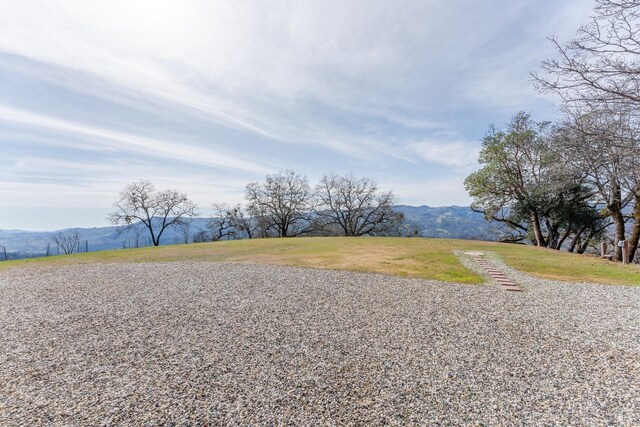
[1,262,639,426]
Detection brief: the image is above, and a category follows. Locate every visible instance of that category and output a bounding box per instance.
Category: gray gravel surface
[1,261,639,426]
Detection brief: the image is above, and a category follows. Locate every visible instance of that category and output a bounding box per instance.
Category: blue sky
[0,0,593,230]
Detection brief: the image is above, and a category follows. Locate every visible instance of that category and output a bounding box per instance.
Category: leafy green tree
[465,112,603,250]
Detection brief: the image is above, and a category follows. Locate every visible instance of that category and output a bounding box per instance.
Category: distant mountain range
[0,205,499,260]
[395,205,499,240]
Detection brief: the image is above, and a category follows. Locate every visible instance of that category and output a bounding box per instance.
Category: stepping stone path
[465,252,522,292]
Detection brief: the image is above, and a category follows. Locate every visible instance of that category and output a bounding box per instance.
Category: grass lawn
[1,237,638,285]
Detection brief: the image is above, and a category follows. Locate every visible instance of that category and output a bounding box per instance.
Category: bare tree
[556,105,640,260]
[629,188,640,262]
[0,244,8,261]
[50,231,80,255]
[130,224,146,248]
[533,0,640,108]
[533,2,640,261]
[245,170,314,237]
[108,180,198,246]
[179,222,191,244]
[226,204,261,239]
[193,230,211,243]
[210,203,236,241]
[315,173,402,236]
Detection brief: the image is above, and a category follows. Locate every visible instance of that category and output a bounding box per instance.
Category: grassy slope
[1,237,638,285]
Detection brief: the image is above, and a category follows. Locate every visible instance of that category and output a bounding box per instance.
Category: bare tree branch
[315,173,402,236]
[50,231,80,255]
[245,170,314,237]
[108,180,198,246]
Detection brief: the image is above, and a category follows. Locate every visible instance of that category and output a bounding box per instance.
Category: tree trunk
[544,218,559,249]
[611,208,626,261]
[531,212,546,247]
[628,193,640,262]
[577,237,590,254]
[144,221,159,246]
[566,224,587,253]
[608,184,626,261]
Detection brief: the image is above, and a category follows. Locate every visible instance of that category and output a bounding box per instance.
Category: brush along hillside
[2,237,638,285]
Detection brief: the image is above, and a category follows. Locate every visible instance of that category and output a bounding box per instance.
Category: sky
[0,0,594,230]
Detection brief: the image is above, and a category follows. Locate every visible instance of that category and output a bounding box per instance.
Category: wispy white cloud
[0,0,591,136]
[0,0,597,229]
[409,140,480,170]
[0,104,272,173]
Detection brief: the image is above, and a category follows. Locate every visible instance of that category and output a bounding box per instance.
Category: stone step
[469,255,523,292]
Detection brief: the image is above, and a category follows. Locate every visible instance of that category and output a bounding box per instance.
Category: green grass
[1,237,639,285]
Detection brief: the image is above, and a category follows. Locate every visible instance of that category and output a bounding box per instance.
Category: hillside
[3,237,638,285]
[0,218,212,259]
[395,205,498,240]
[0,206,496,259]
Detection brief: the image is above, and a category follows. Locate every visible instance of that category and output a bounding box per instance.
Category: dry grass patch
[1,237,638,285]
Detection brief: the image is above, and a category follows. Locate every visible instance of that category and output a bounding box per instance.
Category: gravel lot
[1,261,639,426]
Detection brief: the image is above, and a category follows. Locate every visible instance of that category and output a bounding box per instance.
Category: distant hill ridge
[0,205,496,259]
[394,205,498,240]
